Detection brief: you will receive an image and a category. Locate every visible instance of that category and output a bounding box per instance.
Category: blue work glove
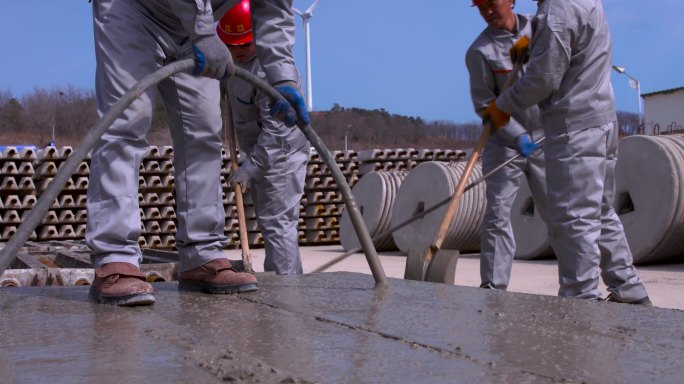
[229,161,258,193]
[192,35,236,79]
[516,133,538,157]
[269,81,310,127]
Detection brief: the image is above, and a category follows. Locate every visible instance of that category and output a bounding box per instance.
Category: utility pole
[293,0,321,112]
[612,65,643,129]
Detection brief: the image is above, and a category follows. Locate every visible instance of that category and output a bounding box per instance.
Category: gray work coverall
[466,14,548,290]
[227,56,309,275]
[496,0,648,301]
[87,0,299,272]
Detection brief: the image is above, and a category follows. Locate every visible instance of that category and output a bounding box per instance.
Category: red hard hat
[217,0,253,45]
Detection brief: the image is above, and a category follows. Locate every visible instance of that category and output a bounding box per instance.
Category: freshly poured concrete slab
[1,272,683,383]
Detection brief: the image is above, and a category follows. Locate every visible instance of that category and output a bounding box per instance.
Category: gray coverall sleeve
[240,85,300,179]
[497,13,570,114]
[250,0,300,85]
[465,49,526,144]
[168,0,217,39]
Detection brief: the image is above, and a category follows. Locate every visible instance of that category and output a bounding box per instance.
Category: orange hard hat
[217,0,253,45]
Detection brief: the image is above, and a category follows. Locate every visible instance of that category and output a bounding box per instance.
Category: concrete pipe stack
[391,161,486,254]
[339,171,409,251]
[299,149,359,246]
[615,134,684,264]
[510,176,554,260]
[0,146,40,242]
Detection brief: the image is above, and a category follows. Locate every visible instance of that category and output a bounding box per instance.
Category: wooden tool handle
[223,84,254,273]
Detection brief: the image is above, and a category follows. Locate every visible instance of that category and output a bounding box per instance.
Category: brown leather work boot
[89,262,155,306]
[178,258,258,294]
[604,293,653,307]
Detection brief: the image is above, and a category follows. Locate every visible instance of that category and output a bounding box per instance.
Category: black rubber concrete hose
[0,59,387,285]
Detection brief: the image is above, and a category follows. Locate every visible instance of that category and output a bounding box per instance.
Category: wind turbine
[293,0,320,112]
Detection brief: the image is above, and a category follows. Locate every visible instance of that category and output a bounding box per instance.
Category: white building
[642,86,684,136]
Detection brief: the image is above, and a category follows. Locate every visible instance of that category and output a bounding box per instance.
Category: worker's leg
[545,126,605,299]
[159,73,229,272]
[480,141,525,289]
[87,0,159,269]
[524,142,549,225]
[253,144,308,275]
[597,122,649,302]
[87,0,160,305]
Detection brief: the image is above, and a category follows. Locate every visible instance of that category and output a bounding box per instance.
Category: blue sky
[1,1,682,124]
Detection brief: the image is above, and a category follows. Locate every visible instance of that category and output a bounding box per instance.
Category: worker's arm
[231,61,309,181]
[465,48,526,144]
[250,0,309,126]
[168,0,216,40]
[168,0,234,78]
[250,0,299,85]
[497,12,570,114]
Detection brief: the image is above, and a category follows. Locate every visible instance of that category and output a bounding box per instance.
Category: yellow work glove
[509,35,530,65]
[484,101,510,130]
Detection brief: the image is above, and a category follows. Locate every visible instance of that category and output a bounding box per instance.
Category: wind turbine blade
[305,0,320,15]
[292,6,303,16]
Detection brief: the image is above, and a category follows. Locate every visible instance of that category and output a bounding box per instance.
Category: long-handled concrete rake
[222,84,254,274]
[403,59,525,284]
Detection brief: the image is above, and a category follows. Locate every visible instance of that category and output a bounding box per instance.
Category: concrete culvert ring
[615,135,679,264]
[74,278,91,286]
[391,161,485,254]
[510,176,553,260]
[146,272,166,283]
[1,278,20,288]
[339,171,407,251]
[652,136,684,261]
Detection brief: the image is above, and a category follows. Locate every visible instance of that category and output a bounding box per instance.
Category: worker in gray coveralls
[218,0,308,275]
[466,0,548,290]
[87,0,309,306]
[485,0,651,305]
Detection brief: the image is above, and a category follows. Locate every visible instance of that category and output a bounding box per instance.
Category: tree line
[0,86,637,149]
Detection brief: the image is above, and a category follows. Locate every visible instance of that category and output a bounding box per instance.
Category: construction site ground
[286,246,684,311]
[2,246,684,383]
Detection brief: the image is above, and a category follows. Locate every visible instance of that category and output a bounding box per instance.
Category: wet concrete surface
[1,272,684,383]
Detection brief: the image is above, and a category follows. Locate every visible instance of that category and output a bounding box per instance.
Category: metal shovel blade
[425,249,459,284]
[404,247,431,281]
[404,247,459,284]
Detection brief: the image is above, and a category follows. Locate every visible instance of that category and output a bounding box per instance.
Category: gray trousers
[247,144,308,275]
[545,122,648,301]
[87,0,227,271]
[480,139,548,289]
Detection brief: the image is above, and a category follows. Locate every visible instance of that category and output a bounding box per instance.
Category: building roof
[642,86,684,98]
